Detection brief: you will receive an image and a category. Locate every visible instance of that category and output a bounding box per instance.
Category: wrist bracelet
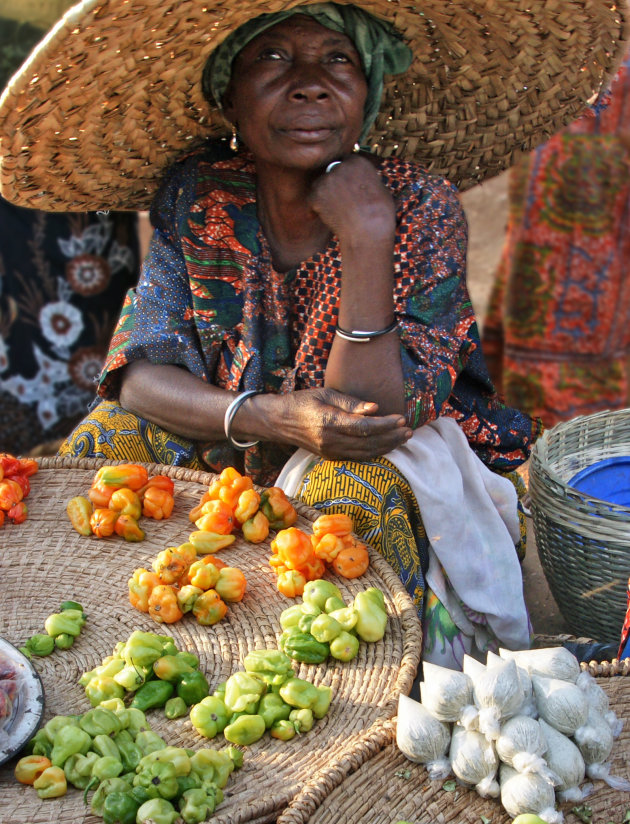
[335,320,397,343]
[224,390,261,450]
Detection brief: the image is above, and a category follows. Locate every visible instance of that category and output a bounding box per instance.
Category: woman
[0,0,625,668]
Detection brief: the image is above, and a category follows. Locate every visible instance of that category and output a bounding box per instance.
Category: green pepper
[352,592,387,642]
[189,696,229,740]
[279,604,305,630]
[138,746,191,777]
[258,693,292,729]
[90,777,134,816]
[176,650,200,669]
[29,729,53,758]
[92,733,121,761]
[297,613,317,634]
[362,586,386,609]
[50,724,92,767]
[64,752,99,789]
[54,633,75,650]
[25,633,55,657]
[44,608,86,638]
[176,772,202,796]
[90,755,124,783]
[133,760,179,800]
[329,630,360,662]
[130,679,174,711]
[135,730,168,756]
[79,706,123,737]
[136,798,179,824]
[224,671,266,714]
[270,719,296,740]
[113,662,153,692]
[324,595,346,613]
[85,675,126,707]
[158,637,179,658]
[213,681,227,700]
[311,685,333,719]
[279,677,320,710]
[223,714,266,746]
[102,790,141,824]
[226,746,244,769]
[310,613,343,643]
[178,788,218,824]
[80,657,125,687]
[164,696,188,719]
[176,670,210,706]
[289,707,314,733]
[153,654,194,682]
[43,714,81,744]
[243,649,294,687]
[328,607,358,632]
[121,631,167,668]
[189,748,234,788]
[125,708,150,738]
[281,627,329,664]
[114,729,142,773]
[99,697,126,714]
[60,600,84,613]
[302,579,343,610]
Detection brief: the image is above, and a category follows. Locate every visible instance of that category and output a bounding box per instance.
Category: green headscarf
[202,2,412,143]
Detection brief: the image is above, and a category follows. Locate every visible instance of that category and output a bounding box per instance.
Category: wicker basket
[529,408,630,642]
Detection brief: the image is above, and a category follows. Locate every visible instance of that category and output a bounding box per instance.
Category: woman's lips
[281,126,334,142]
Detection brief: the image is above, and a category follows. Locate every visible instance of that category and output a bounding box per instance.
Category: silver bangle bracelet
[335,320,397,343]
[223,389,261,450]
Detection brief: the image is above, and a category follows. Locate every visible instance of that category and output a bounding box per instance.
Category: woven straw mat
[0,0,627,211]
[0,457,422,824]
[276,668,630,824]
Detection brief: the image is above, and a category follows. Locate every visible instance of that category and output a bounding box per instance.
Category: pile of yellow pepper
[66,463,175,541]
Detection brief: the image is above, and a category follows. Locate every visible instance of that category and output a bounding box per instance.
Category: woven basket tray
[276,645,630,824]
[0,457,422,824]
[529,408,630,642]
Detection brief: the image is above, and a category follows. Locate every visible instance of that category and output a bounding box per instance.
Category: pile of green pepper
[278,580,388,664]
[17,704,242,823]
[190,648,332,745]
[20,600,87,658]
[80,630,210,715]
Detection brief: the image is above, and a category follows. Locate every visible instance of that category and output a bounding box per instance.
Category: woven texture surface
[276,673,630,824]
[529,408,630,643]
[0,0,627,211]
[0,457,422,824]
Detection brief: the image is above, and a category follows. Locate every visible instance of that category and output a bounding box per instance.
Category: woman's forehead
[247,15,357,50]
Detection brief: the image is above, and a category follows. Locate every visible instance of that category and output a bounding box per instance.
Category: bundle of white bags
[396,647,630,822]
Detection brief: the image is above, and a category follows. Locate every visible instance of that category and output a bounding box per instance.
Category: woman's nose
[287,63,330,101]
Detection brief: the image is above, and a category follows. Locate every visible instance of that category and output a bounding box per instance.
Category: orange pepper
[194,554,227,572]
[0,453,21,476]
[214,567,247,602]
[96,463,149,491]
[218,467,253,501]
[332,543,370,578]
[192,589,228,625]
[142,486,175,520]
[0,510,5,527]
[7,501,28,524]
[109,487,142,520]
[187,559,221,590]
[312,532,344,563]
[269,554,288,574]
[273,527,315,570]
[0,478,23,510]
[312,512,353,537]
[148,584,183,623]
[152,547,190,585]
[295,555,326,582]
[139,474,175,496]
[67,495,93,536]
[88,480,115,508]
[114,514,146,542]
[242,510,269,544]
[233,488,260,525]
[260,487,298,529]
[14,755,52,785]
[17,457,39,477]
[128,568,161,612]
[7,473,30,498]
[276,569,307,598]
[90,507,118,538]
[174,541,198,567]
[195,500,235,535]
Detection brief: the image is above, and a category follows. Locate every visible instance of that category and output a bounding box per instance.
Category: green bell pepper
[43,714,81,743]
[29,729,53,758]
[50,725,92,767]
[153,654,194,682]
[289,707,314,733]
[135,730,168,756]
[114,729,142,773]
[138,746,191,777]
[189,696,229,739]
[90,755,124,784]
[328,607,358,632]
[280,627,329,664]
[279,678,320,710]
[243,649,294,686]
[176,670,210,706]
[329,630,360,662]
[176,650,200,669]
[113,662,153,692]
[90,777,134,816]
[352,592,387,642]
[279,604,304,630]
[125,708,150,738]
[79,706,122,737]
[258,693,292,729]
[176,772,202,797]
[54,633,75,650]
[223,714,266,746]
[25,634,55,657]
[92,733,121,761]
[302,579,343,610]
[178,788,218,824]
[223,671,266,714]
[270,719,296,740]
[102,790,141,824]
[64,752,99,789]
[130,679,174,711]
[188,748,234,788]
[324,595,347,613]
[136,798,179,824]
[310,613,343,643]
[164,696,188,719]
[60,599,84,612]
[44,608,86,638]
[133,760,179,800]
[311,685,333,719]
[121,631,168,668]
[85,675,126,707]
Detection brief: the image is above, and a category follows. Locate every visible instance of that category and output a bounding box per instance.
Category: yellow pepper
[260,487,298,529]
[96,463,149,491]
[188,530,235,555]
[152,547,189,585]
[214,567,247,603]
[195,500,235,535]
[148,585,183,624]
[192,589,227,626]
[128,568,161,613]
[66,495,93,536]
[33,765,67,798]
[114,514,146,542]
[233,488,260,525]
[108,487,142,520]
[242,510,269,544]
[187,560,220,591]
[14,755,51,785]
[276,569,307,598]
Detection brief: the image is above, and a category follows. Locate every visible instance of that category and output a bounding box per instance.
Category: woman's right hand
[243,388,413,460]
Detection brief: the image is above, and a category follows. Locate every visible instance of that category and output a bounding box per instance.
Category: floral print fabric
[0,200,139,453]
[96,141,538,485]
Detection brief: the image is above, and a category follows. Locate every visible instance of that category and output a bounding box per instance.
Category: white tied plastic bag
[419,661,477,726]
[538,718,587,803]
[496,715,558,784]
[449,724,500,797]
[576,670,623,737]
[531,675,589,736]
[500,647,580,683]
[573,706,630,791]
[395,694,452,780]
[499,764,563,823]
[488,650,536,718]
[467,656,524,740]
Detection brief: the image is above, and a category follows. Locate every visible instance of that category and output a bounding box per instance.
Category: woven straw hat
[0,0,628,212]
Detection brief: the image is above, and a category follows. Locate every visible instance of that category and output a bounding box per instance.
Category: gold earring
[230,125,238,152]
[353,143,360,153]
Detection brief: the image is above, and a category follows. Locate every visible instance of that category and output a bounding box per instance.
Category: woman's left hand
[309,155,396,244]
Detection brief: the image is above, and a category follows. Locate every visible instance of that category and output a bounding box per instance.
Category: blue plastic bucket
[568,456,630,507]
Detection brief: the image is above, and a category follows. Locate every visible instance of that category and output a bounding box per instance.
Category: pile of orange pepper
[0,453,38,527]
[269,513,370,597]
[187,467,298,553]
[66,463,175,541]
[128,542,247,626]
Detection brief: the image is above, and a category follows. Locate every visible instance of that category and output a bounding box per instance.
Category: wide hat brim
[0,0,627,212]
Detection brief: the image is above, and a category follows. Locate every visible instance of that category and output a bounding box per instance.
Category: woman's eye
[257,48,284,61]
[329,52,351,63]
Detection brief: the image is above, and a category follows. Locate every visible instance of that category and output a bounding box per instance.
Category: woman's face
[222,16,368,171]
